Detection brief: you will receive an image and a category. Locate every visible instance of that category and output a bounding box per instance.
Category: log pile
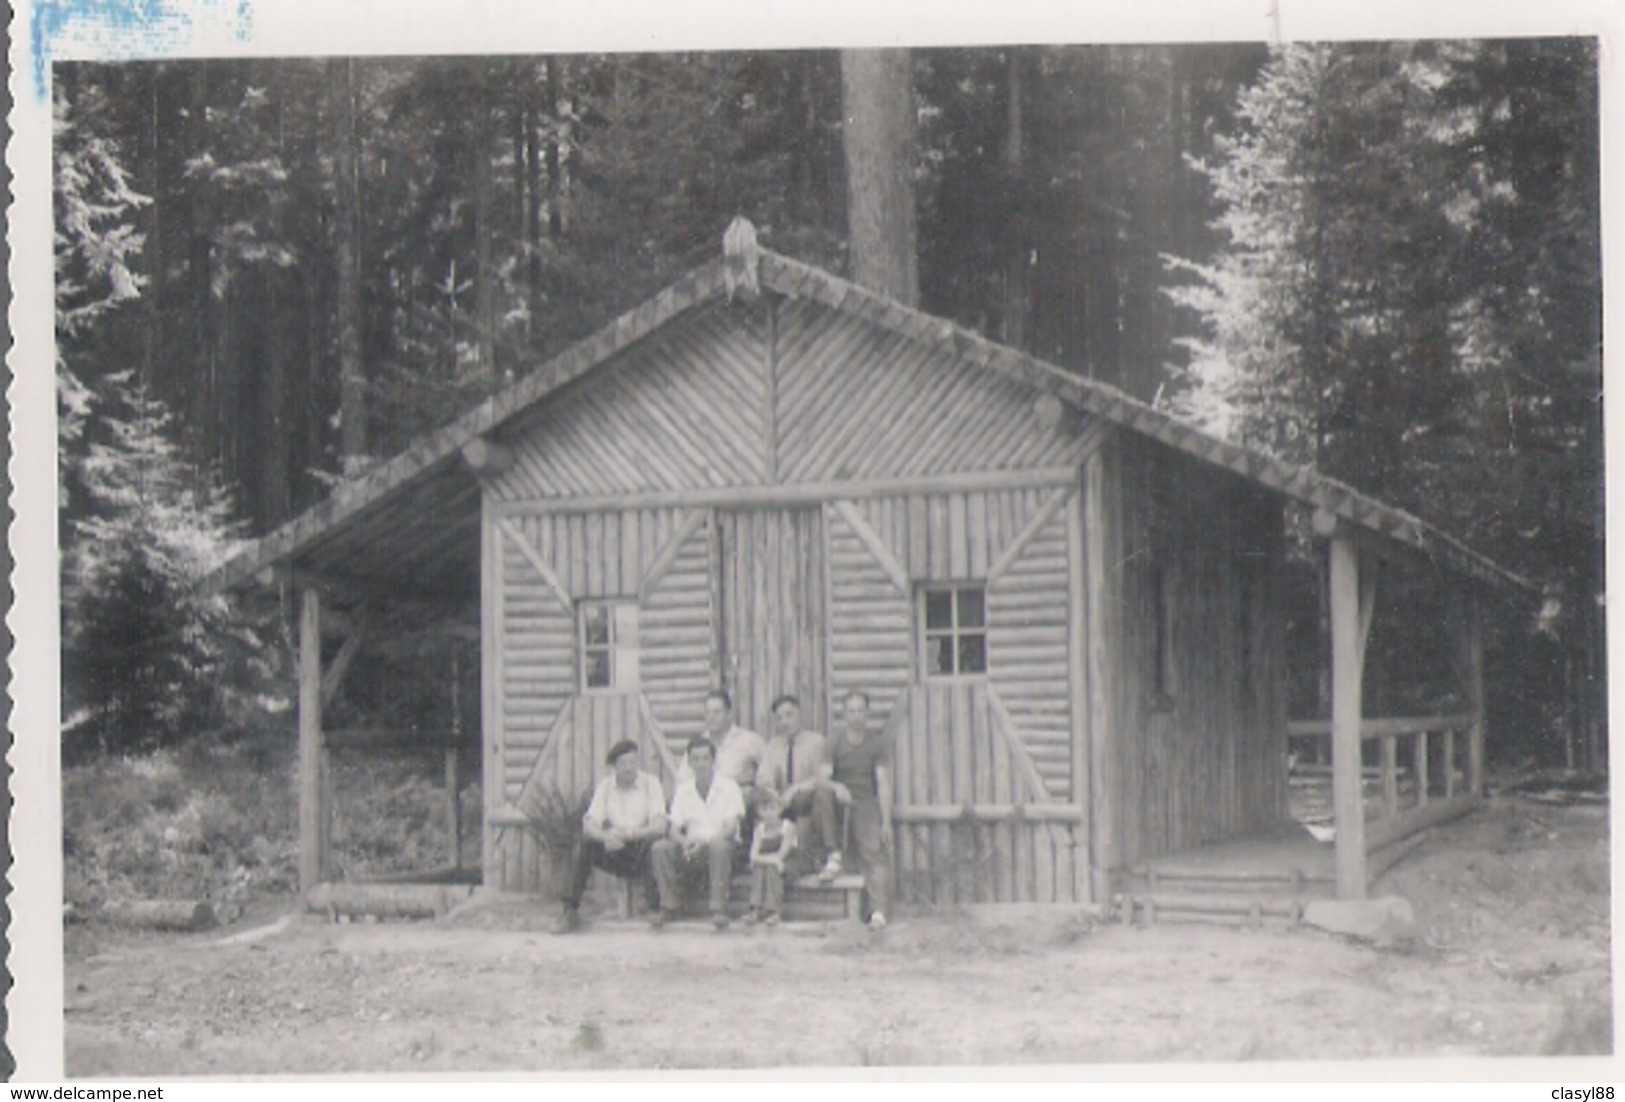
[306,881,476,921]
[102,899,222,931]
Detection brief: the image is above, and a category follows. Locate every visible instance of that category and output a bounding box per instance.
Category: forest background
[50,43,1604,904]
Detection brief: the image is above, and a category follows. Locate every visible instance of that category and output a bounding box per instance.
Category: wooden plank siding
[485,303,772,502]
[892,683,1083,905]
[773,297,1098,482]
[826,502,913,725]
[496,521,574,801]
[827,483,1086,904]
[1091,432,1289,876]
[638,514,716,758]
[987,487,1076,800]
[476,293,1282,902]
[717,508,829,735]
[490,507,714,890]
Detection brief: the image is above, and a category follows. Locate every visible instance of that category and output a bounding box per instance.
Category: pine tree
[1164,43,1470,492]
[54,77,149,450]
[63,373,251,758]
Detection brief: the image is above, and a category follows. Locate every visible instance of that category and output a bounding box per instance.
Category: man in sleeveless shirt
[819,690,895,929]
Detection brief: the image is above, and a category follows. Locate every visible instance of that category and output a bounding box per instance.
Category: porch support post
[448,648,463,871]
[298,585,330,892]
[1458,587,1487,797]
[480,497,502,889]
[1329,534,1368,900]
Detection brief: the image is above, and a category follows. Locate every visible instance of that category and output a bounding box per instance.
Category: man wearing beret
[552,738,668,934]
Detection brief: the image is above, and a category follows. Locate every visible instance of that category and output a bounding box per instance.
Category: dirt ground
[62,790,1612,1075]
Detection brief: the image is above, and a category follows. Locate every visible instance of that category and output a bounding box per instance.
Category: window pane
[957,587,985,628]
[926,635,955,676]
[924,589,954,631]
[959,632,987,674]
[584,650,611,689]
[582,603,610,646]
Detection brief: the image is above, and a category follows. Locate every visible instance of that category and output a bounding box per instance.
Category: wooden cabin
[212,220,1526,911]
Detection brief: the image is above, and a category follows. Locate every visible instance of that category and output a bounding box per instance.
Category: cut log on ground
[102,899,220,931]
[306,882,477,921]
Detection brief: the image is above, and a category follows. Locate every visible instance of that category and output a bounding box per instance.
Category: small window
[578,600,640,692]
[920,584,988,678]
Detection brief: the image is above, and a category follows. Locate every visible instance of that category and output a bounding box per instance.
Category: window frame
[916,581,989,682]
[576,598,641,695]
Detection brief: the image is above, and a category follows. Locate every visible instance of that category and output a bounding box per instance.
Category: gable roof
[207,224,1530,600]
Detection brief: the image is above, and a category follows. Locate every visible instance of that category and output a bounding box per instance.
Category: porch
[1117,708,1483,925]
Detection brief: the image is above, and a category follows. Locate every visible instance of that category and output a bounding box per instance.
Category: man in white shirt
[677,689,765,787]
[553,738,668,934]
[651,736,745,930]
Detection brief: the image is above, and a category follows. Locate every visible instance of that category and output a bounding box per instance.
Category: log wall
[718,507,829,735]
[773,298,1094,479]
[486,304,772,501]
[475,294,1289,901]
[484,296,1098,506]
[828,483,1089,903]
[1091,432,1290,876]
[891,682,1088,905]
[488,507,708,891]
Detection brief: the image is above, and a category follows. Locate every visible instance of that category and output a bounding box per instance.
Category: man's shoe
[816,852,843,883]
[649,909,676,930]
[711,912,731,932]
[550,909,581,935]
[868,911,887,931]
[764,912,781,927]
[743,908,760,926]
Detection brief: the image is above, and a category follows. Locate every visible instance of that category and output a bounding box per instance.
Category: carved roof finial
[723,216,760,299]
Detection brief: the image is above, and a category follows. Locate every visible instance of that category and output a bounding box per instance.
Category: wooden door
[716,507,829,735]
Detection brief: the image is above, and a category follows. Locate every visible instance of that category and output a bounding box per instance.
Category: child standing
[746,792,798,926]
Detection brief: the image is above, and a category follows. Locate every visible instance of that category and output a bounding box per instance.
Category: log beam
[461,437,515,475]
[298,586,331,892]
[1329,535,1369,900]
[320,604,372,708]
[1455,587,1487,797]
[254,563,357,604]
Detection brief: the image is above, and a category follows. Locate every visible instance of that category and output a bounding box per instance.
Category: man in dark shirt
[819,689,894,929]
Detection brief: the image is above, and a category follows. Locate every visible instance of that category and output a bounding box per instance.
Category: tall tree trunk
[528,60,548,334]
[261,62,292,528]
[328,57,367,465]
[544,56,564,242]
[840,49,918,306]
[471,58,498,382]
[144,66,164,418]
[1001,48,1031,351]
[186,62,216,465]
[510,61,530,344]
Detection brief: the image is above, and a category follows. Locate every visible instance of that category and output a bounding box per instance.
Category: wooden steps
[589,869,869,924]
[1114,891,1306,929]
[1115,863,1333,929]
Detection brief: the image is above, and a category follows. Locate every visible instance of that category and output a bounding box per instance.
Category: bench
[792,873,868,921]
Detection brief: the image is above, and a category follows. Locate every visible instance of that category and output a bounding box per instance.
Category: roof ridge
[206,232,1530,596]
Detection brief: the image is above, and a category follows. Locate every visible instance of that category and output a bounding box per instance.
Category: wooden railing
[1288,713,1479,879]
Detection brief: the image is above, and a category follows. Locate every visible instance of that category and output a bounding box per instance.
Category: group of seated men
[552,688,894,933]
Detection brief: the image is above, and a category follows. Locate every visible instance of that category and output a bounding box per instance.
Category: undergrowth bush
[63,739,300,908]
[64,737,485,911]
[327,748,482,879]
